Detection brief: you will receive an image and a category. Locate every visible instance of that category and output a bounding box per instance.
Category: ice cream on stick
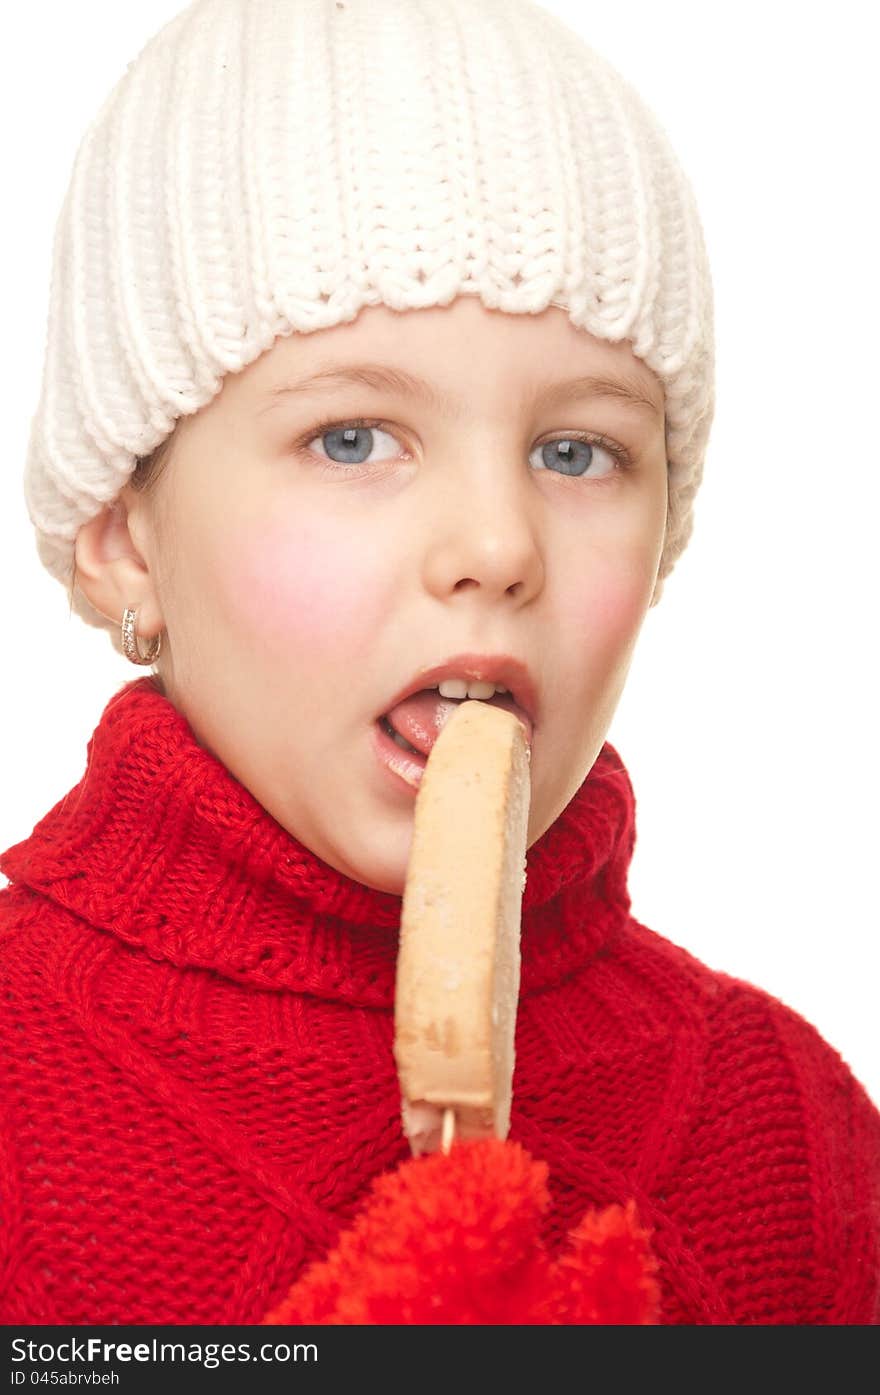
[393,699,532,1157]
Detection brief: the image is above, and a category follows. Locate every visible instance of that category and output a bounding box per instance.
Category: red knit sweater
[1,677,878,1326]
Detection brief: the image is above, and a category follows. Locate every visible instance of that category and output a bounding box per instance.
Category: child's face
[119,296,667,894]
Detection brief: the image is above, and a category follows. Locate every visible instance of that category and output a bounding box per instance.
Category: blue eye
[531,437,620,480]
[305,421,401,467]
[295,417,630,479]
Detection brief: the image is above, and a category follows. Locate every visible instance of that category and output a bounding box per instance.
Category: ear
[73,490,165,641]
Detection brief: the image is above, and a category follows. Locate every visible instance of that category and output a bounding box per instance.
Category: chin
[353,861,407,897]
[321,837,409,898]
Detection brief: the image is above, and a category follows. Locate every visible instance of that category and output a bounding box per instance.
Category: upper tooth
[436,679,505,700]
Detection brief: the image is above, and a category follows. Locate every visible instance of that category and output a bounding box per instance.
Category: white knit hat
[25,0,714,656]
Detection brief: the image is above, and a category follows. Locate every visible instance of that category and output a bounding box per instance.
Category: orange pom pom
[262,1137,659,1325]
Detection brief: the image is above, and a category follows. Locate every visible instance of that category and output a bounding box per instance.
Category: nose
[421,454,545,605]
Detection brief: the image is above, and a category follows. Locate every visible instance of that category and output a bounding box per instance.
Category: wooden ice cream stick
[394,700,532,1157]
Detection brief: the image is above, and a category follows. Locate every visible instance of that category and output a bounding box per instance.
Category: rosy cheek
[221,519,386,659]
[565,571,648,657]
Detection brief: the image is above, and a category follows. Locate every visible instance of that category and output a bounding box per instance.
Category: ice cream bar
[393,699,532,1156]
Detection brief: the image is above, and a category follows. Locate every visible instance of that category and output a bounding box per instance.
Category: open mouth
[373,691,535,793]
[378,689,533,762]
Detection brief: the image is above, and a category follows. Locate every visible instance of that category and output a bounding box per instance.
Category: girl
[1,0,877,1325]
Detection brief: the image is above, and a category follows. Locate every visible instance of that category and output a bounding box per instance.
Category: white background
[1,2,877,1104]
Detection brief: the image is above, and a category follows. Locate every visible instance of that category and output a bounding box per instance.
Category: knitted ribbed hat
[25,0,714,656]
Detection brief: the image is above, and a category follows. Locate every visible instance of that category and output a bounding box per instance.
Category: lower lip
[372,716,427,793]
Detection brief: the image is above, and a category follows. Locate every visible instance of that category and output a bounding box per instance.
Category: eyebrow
[259,361,663,421]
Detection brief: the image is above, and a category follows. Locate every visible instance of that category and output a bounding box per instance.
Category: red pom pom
[262,1137,659,1325]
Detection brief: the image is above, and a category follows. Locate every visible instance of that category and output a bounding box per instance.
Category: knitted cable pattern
[1,679,877,1324]
[23,0,714,653]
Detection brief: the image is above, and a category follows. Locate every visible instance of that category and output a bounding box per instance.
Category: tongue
[385,690,531,758]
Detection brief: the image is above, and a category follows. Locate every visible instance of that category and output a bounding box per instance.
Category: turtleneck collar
[0,677,638,1007]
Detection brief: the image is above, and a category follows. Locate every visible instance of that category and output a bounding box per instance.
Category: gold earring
[121,606,162,666]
